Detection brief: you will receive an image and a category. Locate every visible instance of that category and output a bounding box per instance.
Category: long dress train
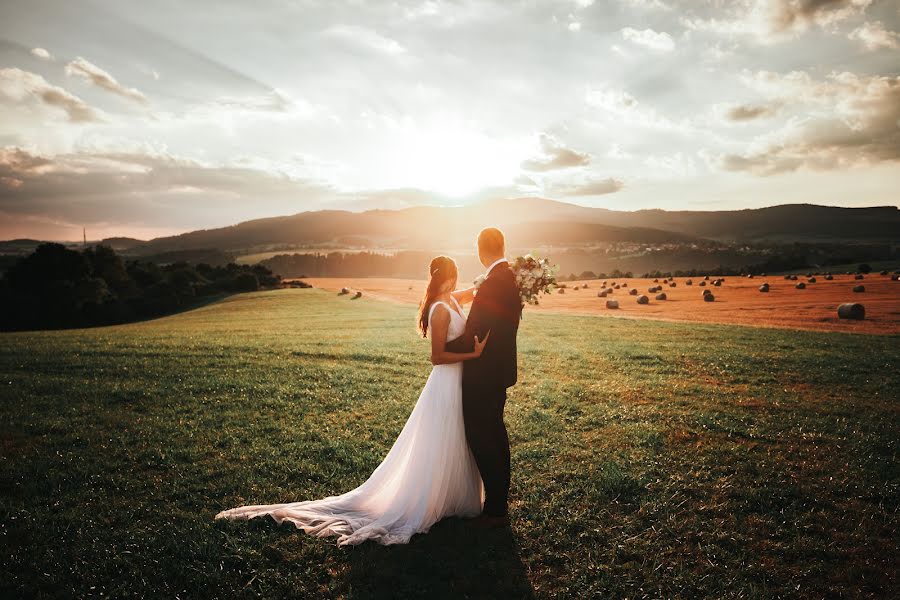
[215,297,484,545]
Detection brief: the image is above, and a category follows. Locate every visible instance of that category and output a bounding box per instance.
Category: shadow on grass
[344,517,534,599]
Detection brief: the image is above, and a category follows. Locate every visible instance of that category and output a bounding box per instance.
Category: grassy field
[1,288,897,598]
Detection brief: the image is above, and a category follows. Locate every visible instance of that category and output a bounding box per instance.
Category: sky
[1,0,898,241]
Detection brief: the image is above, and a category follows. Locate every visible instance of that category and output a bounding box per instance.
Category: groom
[446,227,521,527]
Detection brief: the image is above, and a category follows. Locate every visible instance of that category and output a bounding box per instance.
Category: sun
[374,123,527,198]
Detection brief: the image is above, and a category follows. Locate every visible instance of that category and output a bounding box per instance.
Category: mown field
[1,288,897,599]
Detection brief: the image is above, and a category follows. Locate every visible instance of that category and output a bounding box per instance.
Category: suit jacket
[446,261,521,389]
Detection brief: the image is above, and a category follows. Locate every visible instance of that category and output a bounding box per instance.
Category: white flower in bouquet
[473,274,487,290]
[509,254,558,308]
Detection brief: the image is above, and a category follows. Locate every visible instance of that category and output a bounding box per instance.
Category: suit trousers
[462,382,511,517]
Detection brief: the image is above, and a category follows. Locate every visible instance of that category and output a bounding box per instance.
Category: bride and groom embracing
[216,227,523,546]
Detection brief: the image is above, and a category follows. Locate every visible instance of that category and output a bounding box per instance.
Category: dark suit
[446,261,521,517]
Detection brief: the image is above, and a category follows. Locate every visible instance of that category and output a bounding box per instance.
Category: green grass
[1,288,897,599]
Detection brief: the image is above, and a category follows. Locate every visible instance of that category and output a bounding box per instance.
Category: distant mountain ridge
[2,199,898,257]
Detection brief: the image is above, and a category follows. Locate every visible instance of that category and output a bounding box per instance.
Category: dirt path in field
[299,274,900,335]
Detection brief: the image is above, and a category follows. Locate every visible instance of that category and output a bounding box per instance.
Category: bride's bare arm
[451,287,476,306]
[429,304,489,365]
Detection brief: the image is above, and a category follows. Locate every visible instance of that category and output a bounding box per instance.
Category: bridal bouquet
[510,254,558,306]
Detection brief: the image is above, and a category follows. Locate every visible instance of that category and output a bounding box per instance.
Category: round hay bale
[598,291,608,298]
[339,287,350,295]
[747,274,754,279]
[702,289,712,297]
[614,284,621,289]
[653,278,659,283]
[636,295,649,304]
[685,279,693,285]
[606,299,619,309]
[790,275,798,281]
[704,275,710,280]
[879,270,888,276]
[783,275,792,280]
[655,292,667,300]
[699,281,706,287]
[837,303,865,320]
[704,293,715,302]
[795,282,806,289]
[583,283,589,288]
[892,274,900,282]
[629,288,638,295]
[713,280,722,287]
[669,282,677,287]
[855,274,864,280]
[825,274,834,280]
[759,283,769,292]
[352,291,362,299]
[558,288,565,294]
[573,285,580,291]
[648,286,657,293]
[853,285,865,293]
[808,277,817,283]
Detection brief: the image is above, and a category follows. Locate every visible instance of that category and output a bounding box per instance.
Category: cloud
[65,57,148,104]
[767,0,872,34]
[521,134,590,172]
[322,25,406,55]
[723,102,782,121]
[621,27,675,51]
[0,68,101,123]
[556,177,624,196]
[0,147,339,228]
[848,21,900,50]
[30,47,53,61]
[720,71,900,175]
[682,0,873,43]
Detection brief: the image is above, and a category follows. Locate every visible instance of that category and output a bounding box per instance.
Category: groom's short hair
[478,227,505,257]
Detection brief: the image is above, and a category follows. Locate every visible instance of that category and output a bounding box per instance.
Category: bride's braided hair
[417,255,458,337]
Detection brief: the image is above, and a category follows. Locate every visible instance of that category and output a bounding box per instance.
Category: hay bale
[598,291,608,298]
[837,303,865,320]
[685,279,693,285]
[795,282,806,289]
[702,289,712,297]
[636,295,649,304]
[629,288,638,295]
[892,274,900,282]
[759,283,769,292]
[648,286,657,293]
[606,299,619,309]
[339,287,350,295]
[573,285,580,290]
[713,280,722,287]
[558,288,565,294]
[747,274,754,279]
[699,281,706,287]
[855,274,864,280]
[783,275,792,280]
[704,275,710,280]
[853,285,865,293]
[655,292,667,300]
[825,274,834,280]
[704,293,715,302]
[669,282,677,287]
[653,278,659,283]
[352,291,362,299]
[808,277,817,283]
[879,270,888,276]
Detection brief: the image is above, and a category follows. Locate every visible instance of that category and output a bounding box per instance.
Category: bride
[215,256,489,546]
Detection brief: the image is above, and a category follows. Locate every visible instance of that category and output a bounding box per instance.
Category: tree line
[0,243,280,331]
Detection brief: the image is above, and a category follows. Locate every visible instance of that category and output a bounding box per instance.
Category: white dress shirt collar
[485,257,508,276]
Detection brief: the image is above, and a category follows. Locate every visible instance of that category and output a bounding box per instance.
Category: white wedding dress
[215,296,484,545]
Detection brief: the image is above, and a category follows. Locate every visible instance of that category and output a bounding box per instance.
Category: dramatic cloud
[848,21,900,50]
[557,177,624,196]
[0,147,338,228]
[521,134,590,172]
[767,0,872,33]
[0,68,101,122]
[723,102,782,121]
[721,71,900,175]
[65,57,148,104]
[621,27,675,51]
[30,47,52,61]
